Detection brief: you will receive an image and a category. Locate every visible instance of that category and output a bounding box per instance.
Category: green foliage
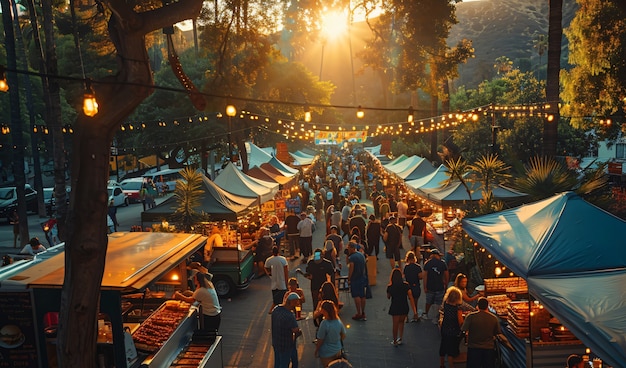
[468,154,512,191]
[511,156,608,203]
[390,137,429,158]
[172,167,207,231]
[562,0,626,134]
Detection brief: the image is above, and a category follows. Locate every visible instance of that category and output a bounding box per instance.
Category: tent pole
[528,294,534,368]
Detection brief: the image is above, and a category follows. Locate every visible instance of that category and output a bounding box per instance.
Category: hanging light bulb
[407,106,414,123]
[356,106,364,119]
[0,66,8,92]
[226,104,237,117]
[82,79,98,117]
[304,105,312,123]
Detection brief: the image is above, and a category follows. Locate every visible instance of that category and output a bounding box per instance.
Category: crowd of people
[248,148,481,367]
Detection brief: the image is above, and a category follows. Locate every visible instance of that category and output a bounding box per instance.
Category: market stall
[141,176,256,225]
[0,232,223,368]
[463,192,626,368]
[214,162,278,204]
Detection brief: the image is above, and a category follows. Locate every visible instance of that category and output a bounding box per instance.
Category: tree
[56,1,203,367]
[172,167,206,231]
[1,0,30,246]
[512,156,607,202]
[543,0,562,157]
[532,31,548,80]
[561,0,626,136]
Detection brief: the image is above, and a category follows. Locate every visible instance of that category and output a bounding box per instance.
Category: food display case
[481,278,589,368]
[0,232,223,368]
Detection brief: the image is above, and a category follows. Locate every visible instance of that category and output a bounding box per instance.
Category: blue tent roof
[462,192,626,367]
[396,157,436,181]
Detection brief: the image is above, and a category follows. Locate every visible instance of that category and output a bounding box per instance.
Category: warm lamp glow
[83,93,98,117]
[0,66,7,92]
[356,106,364,119]
[494,267,502,276]
[83,80,98,117]
[304,109,312,123]
[407,106,414,123]
[226,104,237,117]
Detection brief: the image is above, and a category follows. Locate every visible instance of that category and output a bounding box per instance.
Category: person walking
[297,212,315,262]
[403,251,422,322]
[315,300,347,367]
[365,214,381,258]
[108,199,119,232]
[284,211,301,260]
[305,248,336,309]
[271,292,303,368]
[461,297,507,368]
[383,216,403,269]
[387,268,417,346]
[347,242,368,321]
[439,287,464,368]
[422,249,449,320]
[10,210,19,248]
[265,246,289,314]
[409,213,427,253]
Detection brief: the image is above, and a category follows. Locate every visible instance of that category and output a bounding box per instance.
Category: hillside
[450,0,578,88]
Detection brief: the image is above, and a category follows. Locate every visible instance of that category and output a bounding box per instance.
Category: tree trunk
[2,0,30,247]
[57,1,203,366]
[544,0,562,157]
[12,0,46,219]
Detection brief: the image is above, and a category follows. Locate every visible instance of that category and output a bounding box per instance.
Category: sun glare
[321,10,349,41]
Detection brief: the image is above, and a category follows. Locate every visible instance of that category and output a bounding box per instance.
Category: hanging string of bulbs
[1,64,618,143]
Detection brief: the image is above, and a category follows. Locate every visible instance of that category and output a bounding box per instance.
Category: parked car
[142,168,183,195]
[120,178,144,204]
[43,187,71,216]
[108,183,129,207]
[0,185,38,222]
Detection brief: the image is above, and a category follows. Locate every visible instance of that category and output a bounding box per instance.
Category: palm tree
[513,156,608,202]
[172,167,206,231]
[468,154,511,193]
[444,156,472,201]
[532,32,548,80]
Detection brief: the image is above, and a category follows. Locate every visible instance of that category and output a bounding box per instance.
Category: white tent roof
[246,142,273,169]
[406,165,450,192]
[290,150,316,166]
[268,156,299,177]
[396,157,435,180]
[214,162,277,203]
[385,155,423,174]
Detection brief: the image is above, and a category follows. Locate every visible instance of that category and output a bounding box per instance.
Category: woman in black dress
[439,286,464,368]
[386,268,417,346]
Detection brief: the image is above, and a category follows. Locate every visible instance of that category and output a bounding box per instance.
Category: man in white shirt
[265,246,289,314]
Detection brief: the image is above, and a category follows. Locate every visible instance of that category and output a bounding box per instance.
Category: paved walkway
[220,199,468,368]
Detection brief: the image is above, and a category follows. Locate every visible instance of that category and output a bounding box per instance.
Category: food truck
[0,232,223,368]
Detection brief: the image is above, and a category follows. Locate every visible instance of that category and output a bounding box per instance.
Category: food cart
[0,232,223,368]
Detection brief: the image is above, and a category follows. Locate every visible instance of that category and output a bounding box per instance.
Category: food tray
[132,300,191,352]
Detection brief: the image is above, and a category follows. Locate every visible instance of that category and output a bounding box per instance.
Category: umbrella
[462,192,626,367]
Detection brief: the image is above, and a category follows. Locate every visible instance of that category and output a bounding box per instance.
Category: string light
[407,106,414,123]
[356,105,364,119]
[0,66,8,92]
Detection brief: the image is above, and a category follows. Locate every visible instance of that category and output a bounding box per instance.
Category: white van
[142,168,184,195]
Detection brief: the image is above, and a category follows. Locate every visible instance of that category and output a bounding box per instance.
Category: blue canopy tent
[462,192,626,368]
